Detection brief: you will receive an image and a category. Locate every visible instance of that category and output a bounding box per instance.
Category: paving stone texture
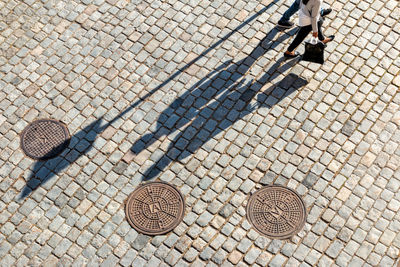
[0,0,400,266]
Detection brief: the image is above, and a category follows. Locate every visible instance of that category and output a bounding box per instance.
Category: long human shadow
[131,28,307,181]
[19,4,280,199]
[132,26,297,153]
[140,67,307,181]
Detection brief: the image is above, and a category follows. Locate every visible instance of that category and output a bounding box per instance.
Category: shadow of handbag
[302,37,327,64]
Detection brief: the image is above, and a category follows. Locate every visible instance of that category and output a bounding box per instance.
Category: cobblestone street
[1,0,400,266]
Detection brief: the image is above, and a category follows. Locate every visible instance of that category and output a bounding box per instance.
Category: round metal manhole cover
[246,185,306,239]
[125,182,185,235]
[20,119,70,160]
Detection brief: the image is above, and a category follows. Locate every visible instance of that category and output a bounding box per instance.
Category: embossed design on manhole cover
[20,119,70,160]
[246,185,306,239]
[125,182,185,235]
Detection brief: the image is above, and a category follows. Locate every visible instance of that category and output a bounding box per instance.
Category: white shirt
[298,0,322,32]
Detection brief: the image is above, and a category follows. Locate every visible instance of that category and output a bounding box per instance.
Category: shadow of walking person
[131,26,298,156]
[141,61,307,181]
[129,27,307,181]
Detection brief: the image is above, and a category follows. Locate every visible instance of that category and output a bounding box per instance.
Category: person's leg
[286,25,312,53]
[279,0,300,23]
[316,19,335,44]
[317,19,325,41]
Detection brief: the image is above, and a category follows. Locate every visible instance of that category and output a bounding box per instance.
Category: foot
[321,8,332,17]
[277,20,294,28]
[322,35,335,44]
[284,51,300,58]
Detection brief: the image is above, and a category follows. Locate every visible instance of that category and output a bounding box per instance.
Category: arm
[310,0,321,33]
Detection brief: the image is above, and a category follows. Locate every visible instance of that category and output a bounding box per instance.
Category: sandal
[321,8,332,17]
[322,35,335,44]
[284,51,300,58]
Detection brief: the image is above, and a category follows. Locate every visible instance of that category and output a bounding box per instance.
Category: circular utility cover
[20,119,70,160]
[125,182,185,235]
[246,185,306,239]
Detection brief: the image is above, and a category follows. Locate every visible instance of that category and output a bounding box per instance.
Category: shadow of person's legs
[140,57,307,181]
[130,59,233,155]
[130,26,298,160]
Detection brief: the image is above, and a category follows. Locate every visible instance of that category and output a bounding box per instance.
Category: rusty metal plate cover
[125,182,185,235]
[20,119,70,160]
[246,185,306,239]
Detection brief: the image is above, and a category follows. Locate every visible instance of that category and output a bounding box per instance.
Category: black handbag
[302,38,326,64]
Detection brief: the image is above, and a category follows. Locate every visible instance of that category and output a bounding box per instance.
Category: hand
[312,32,318,38]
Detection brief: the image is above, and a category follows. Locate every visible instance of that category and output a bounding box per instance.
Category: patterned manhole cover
[125,182,185,235]
[20,119,70,160]
[246,185,306,239]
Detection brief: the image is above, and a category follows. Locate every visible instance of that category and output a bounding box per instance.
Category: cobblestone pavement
[1,0,400,266]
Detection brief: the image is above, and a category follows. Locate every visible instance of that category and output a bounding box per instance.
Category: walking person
[283,0,334,58]
[277,0,332,28]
